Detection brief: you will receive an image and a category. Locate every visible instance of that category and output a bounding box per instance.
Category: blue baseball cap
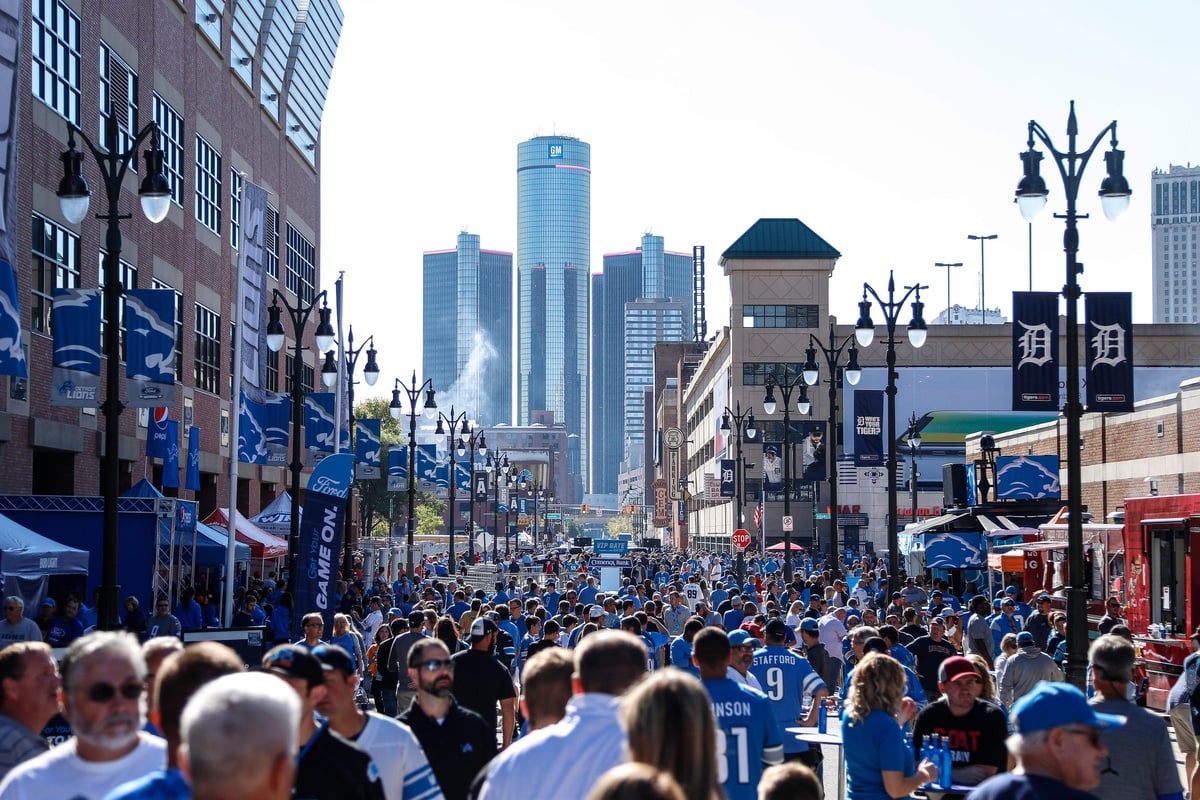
[799,618,820,634]
[728,630,760,648]
[312,643,356,675]
[1011,682,1126,734]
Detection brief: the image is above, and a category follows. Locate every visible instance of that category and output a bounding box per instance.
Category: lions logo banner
[161,420,180,489]
[0,0,26,380]
[387,447,408,492]
[238,392,269,464]
[1012,292,1059,411]
[186,425,201,491]
[294,452,352,636]
[355,419,381,480]
[1085,292,1134,412]
[50,288,101,407]
[124,289,176,407]
[304,392,349,465]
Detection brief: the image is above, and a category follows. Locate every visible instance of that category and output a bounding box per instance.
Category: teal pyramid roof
[721,218,841,260]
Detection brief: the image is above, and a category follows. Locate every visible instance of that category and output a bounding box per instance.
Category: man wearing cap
[1087,634,1183,800]
[998,631,1062,708]
[966,682,1125,799]
[964,595,995,668]
[451,617,517,750]
[907,614,959,700]
[818,605,849,687]
[1006,585,1033,625]
[1023,593,1056,652]
[696,598,722,628]
[799,617,837,691]
[913,656,1009,798]
[260,643,385,800]
[901,576,928,608]
[724,594,746,632]
[990,597,1022,655]
[751,619,828,770]
[727,629,764,691]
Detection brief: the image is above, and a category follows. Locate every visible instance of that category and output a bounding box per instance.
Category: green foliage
[608,515,633,538]
[352,397,436,539]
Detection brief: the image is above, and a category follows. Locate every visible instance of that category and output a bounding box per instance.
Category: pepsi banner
[147,407,171,458]
[51,288,101,407]
[1012,292,1060,411]
[1085,292,1134,412]
[387,447,408,492]
[186,426,201,491]
[161,420,180,489]
[719,459,736,498]
[293,453,352,635]
[853,391,884,467]
[124,288,176,407]
[355,419,382,479]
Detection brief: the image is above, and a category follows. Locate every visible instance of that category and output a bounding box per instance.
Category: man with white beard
[0,632,166,799]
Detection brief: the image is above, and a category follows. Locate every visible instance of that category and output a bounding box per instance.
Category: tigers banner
[853,391,884,467]
[1012,292,1060,411]
[1085,292,1134,412]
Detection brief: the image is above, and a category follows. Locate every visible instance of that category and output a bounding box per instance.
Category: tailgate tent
[0,512,89,609]
[202,509,288,576]
[123,481,250,567]
[251,491,298,538]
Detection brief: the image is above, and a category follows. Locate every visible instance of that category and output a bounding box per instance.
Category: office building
[1151,164,1200,323]
[422,232,513,425]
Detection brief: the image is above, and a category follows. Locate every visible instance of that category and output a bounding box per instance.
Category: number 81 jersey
[702,677,784,800]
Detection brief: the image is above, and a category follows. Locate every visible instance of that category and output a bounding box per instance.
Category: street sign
[665,427,684,449]
[782,516,793,532]
[544,513,561,520]
[815,512,832,520]
[732,528,751,550]
[594,539,629,554]
[589,557,632,568]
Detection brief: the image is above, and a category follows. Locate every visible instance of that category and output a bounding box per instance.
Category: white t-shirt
[0,732,166,800]
[353,713,443,800]
[682,583,703,612]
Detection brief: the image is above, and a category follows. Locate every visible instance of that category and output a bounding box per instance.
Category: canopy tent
[0,511,89,608]
[765,541,806,551]
[195,521,251,566]
[251,491,298,538]
[202,508,288,561]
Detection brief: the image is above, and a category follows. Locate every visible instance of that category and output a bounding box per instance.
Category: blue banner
[416,444,441,490]
[161,420,180,488]
[304,392,348,464]
[0,260,25,378]
[800,421,827,482]
[719,459,736,498]
[455,461,471,492]
[996,455,1060,500]
[238,392,270,464]
[147,407,171,458]
[387,447,408,492]
[51,288,101,407]
[124,288,176,407]
[1085,292,1134,413]
[355,419,381,480]
[293,453,353,635]
[186,425,201,491]
[0,0,25,379]
[853,391,884,467]
[1012,292,1060,411]
[262,392,290,466]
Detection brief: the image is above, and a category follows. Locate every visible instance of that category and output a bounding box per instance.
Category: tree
[607,515,634,538]
[353,397,401,540]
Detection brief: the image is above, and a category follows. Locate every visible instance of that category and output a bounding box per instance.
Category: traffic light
[581,503,589,514]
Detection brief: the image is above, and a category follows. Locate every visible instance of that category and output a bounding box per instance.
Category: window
[152,279,184,382]
[99,43,137,159]
[229,169,243,248]
[153,95,185,207]
[99,252,137,360]
[194,303,221,394]
[31,0,81,124]
[285,223,315,304]
[742,304,819,329]
[195,135,222,235]
[31,214,81,334]
[285,354,313,394]
[264,205,279,279]
[743,362,805,386]
[266,348,279,392]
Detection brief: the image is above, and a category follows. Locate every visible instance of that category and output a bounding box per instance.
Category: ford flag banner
[387,447,407,492]
[0,1,25,380]
[186,425,201,491]
[51,288,101,407]
[124,288,176,407]
[1085,292,1134,412]
[293,452,352,636]
[1012,292,1060,411]
[355,419,381,479]
[853,391,884,467]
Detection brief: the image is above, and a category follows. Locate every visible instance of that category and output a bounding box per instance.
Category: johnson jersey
[350,713,444,800]
[702,677,784,800]
[749,645,827,754]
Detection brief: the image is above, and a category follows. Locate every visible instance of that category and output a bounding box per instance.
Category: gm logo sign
[548,144,564,159]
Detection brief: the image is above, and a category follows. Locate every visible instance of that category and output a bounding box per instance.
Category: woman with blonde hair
[618,669,723,800]
[842,652,937,799]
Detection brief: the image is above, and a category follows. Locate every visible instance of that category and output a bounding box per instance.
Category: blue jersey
[703,678,784,800]
[842,707,915,800]
[749,645,827,754]
[670,638,699,677]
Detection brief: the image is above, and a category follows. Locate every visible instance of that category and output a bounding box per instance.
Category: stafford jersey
[703,678,784,800]
[749,645,826,754]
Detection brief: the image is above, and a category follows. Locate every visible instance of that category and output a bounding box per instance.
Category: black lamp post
[967,234,998,323]
[1014,100,1130,687]
[975,433,1000,504]
[855,271,928,594]
[801,322,862,574]
[463,428,488,564]
[907,413,922,525]
[434,407,469,570]
[320,326,379,580]
[388,371,437,579]
[933,262,963,322]
[56,118,172,630]
[762,372,810,584]
[265,290,336,612]
[486,452,510,563]
[720,403,757,589]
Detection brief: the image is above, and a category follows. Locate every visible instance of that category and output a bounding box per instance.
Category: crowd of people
[0,547,1190,800]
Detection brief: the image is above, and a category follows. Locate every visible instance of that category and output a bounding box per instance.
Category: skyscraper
[517,136,590,495]
[589,234,693,494]
[1151,165,1200,324]
[423,231,513,425]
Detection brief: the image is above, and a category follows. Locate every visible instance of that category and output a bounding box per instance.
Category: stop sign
[732,528,752,550]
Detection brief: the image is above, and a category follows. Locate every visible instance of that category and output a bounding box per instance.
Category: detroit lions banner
[125,289,176,407]
[1012,292,1060,411]
[0,0,25,380]
[238,392,269,464]
[719,459,736,498]
[387,447,408,492]
[262,392,290,466]
[186,425,201,491]
[853,391,884,467]
[236,182,270,401]
[355,419,381,480]
[416,444,441,491]
[293,452,353,635]
[51,288,101,407]
[304,392,348,464]
[1085,292,1134,412]
[161,420,180,489]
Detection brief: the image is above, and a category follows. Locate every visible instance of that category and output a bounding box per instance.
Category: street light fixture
[56,118,171,629]
[485,451,510,562]
[933,262,963,323]
[907,412,922,526]
[720,403,757,588]
[434,407,470,570]
[966,235,998,323]
[388,371,437,579]
[320,326,379,579]
[462,428,488,565]
[855,271,927,593]
[762,371,809,584]
[801,322,862,573]
[1013,100,1130,687]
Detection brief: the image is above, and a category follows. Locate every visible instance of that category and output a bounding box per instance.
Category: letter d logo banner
[293,453,352,636]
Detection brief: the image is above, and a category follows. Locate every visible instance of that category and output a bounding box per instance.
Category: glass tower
[517,136,590,491]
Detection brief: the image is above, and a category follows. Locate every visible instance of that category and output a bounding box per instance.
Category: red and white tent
[202,508,288,562]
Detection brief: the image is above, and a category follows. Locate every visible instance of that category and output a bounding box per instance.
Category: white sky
[320,0,1200,403]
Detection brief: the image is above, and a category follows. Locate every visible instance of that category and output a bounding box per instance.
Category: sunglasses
[414,659,454,673]
[3,606,18,611]
[87,681,143,703]
[1060,726,1102,748]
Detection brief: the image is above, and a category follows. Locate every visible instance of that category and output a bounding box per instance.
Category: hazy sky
[320,1,1200,404]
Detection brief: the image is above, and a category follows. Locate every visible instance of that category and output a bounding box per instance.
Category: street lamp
[1014,101,1130,687]
[462,428,488,564]
[434,407,469,570]
[265,290,335,608]
[56,118,171,629]
[720,403,757,588]
[966,235,998,323]
[975,433,1000,504]
[389,371,437,579]
[855,271,927,593]
[320,326,379,580]
[907,412,921,525]
[933,262,963,323]
[762,371,810,584]
[801,322,862,573]
[486,451,510,562]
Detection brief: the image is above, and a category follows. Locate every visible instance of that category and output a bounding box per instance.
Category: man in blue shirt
[723,595,746,632]
[695,627,784,800]
[750,619,827,769]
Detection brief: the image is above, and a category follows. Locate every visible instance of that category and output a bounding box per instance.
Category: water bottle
[939,736,952,790]
[818,700,827,734]
[919,738,936,789]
